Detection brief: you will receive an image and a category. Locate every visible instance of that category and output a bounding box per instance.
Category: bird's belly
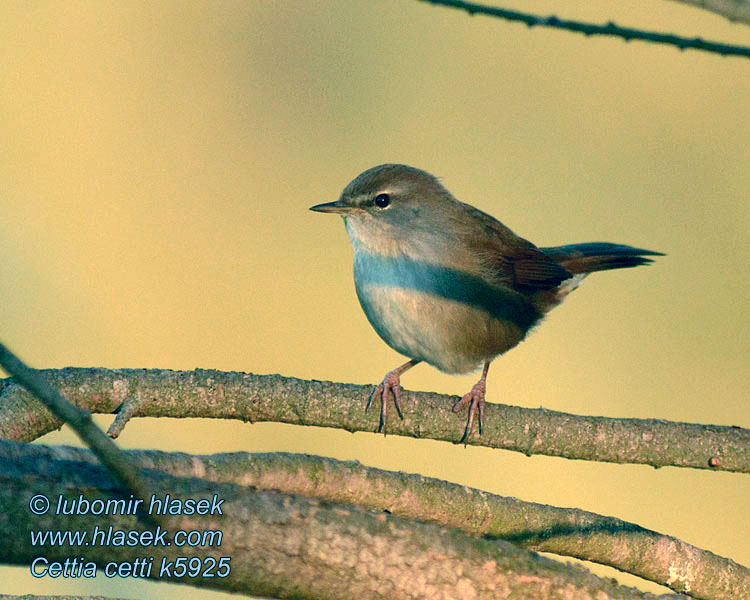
[353,253,539,374]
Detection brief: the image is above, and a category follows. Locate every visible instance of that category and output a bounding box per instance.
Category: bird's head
[310,164,454,229]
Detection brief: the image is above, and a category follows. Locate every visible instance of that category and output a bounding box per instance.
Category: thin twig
[418,0,750,58]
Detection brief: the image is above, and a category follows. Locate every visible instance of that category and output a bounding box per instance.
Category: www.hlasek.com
[28,492,230,580]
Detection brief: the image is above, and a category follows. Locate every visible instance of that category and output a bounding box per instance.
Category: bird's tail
[540,242,664,275]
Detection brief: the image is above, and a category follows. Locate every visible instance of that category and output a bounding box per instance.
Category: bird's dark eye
[374,193,391,208]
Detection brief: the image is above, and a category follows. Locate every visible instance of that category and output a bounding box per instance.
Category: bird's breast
[352,250,541,374]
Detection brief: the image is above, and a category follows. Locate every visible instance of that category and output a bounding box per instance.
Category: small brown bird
[311,164,663,442]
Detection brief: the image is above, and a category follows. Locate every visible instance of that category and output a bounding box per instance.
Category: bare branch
[418,0,750,58]
[8,441,745,599]
[0,441,687,599]
[0,344,160,528]
[1,368,747,473]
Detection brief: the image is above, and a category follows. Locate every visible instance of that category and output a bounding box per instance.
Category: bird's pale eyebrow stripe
[355,252,541,330]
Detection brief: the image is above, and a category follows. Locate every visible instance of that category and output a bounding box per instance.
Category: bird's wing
[459,202,572,291]
[498,247,573,290]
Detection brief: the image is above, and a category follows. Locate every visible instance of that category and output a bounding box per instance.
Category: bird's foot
[452,378,487,445]
[366,369,405,434]
[365,359,420,434]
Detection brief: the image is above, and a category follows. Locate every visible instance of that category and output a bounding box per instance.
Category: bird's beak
[309,200,354,215]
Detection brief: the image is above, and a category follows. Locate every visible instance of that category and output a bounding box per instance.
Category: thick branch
[0,368,747,473]
[6,441,744,599]
[418,0,750,57]
[0,442,685,600]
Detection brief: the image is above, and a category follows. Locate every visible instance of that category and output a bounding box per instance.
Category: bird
[310,164,663,443]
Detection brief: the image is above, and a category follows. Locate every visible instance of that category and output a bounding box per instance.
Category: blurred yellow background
[1,1,748,597]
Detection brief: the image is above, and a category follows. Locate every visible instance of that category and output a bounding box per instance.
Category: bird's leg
[452,362,491,445]
[366,359,420,434]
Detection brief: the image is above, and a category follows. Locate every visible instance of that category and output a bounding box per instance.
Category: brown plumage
[311,164,664,442]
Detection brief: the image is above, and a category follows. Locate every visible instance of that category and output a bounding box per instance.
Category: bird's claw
[367,370,405,434]
[452,379,487,445]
